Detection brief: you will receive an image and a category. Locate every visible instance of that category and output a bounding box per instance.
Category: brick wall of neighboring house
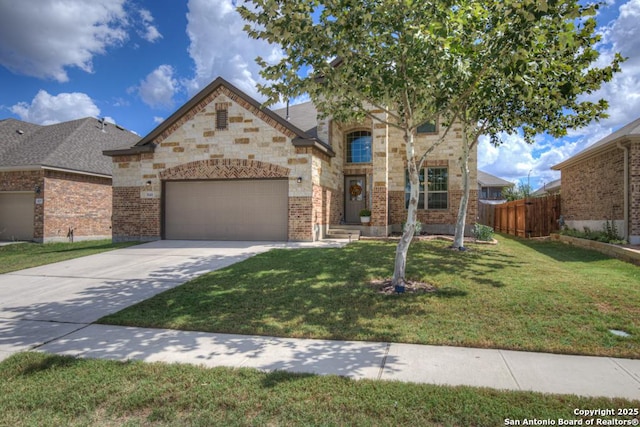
[629,141,640,241]
[562,148,624,222]
[0,169,114,242]
[42,170,112,241]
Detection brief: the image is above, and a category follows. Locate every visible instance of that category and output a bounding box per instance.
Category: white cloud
[153,116,165,124]
[138,8,162,43]
[580,0,640,129]
[0,0,129,82]
[138,65,179,109]
[10,90,100,125]
[185,0,284,103]
[480,0,640,190]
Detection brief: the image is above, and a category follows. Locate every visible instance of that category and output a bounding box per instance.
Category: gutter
[617,141,629,242]
[103,144,155,157]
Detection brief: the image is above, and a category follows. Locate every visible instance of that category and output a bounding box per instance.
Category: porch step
[326,228,361,241]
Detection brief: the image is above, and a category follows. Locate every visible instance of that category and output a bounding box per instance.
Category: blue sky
[1,0,639,191]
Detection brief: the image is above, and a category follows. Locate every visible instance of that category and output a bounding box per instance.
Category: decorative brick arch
[159,159,290,180]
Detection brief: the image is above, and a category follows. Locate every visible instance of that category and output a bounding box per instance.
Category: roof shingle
[0,117,140,176]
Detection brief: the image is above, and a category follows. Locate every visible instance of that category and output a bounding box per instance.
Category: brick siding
[289,196,313,240]
[629,142,640,238]
[43,170,112,241]
[562,148,625,221]
[160,159,290,180]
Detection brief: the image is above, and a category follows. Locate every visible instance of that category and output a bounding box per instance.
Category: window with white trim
[405,167,448,209]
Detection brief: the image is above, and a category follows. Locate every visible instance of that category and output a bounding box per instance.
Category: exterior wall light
[296,177,303,183]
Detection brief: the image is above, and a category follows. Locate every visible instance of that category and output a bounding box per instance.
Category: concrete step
[326,228,361,240]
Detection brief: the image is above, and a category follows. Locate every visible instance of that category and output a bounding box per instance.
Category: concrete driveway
[0,239,345,362]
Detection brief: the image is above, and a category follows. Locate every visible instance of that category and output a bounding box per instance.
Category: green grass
[0,240,140,274]
[1,352,637,427]
[100,235,640,358]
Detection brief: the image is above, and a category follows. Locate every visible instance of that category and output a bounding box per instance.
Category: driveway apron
[0,240,311,361]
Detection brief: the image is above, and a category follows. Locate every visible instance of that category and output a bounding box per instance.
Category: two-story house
[105,77,477,241]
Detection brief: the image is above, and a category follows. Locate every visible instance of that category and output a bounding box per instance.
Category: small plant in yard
[472,223,494,242]
[401,221,423,234]
[359,208,371,217]
[560,223,628,245]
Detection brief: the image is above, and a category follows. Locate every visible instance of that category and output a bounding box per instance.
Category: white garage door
[0,192,35,241]
[164,180,288,241]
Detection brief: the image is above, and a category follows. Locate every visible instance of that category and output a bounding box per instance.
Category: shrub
[559,223,628,245]
[472,223,494,241]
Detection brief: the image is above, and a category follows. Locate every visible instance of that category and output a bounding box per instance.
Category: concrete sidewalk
[36,324,640,400]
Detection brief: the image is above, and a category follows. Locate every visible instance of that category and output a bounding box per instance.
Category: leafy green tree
[238,0,621,290]
[448,1,622,249]
[503,182,533,202]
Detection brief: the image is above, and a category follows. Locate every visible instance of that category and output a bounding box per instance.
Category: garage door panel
[165,180,288,241]
[0,193,35,241]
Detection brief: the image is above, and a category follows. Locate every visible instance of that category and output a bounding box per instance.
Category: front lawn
[99,235,640,358]
[0,240,140,274]
[1,352,637,426]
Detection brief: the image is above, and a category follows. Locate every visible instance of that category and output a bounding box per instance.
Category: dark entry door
[345,176,366,223]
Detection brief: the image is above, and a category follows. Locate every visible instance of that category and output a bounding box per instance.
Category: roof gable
[113,77,333,157]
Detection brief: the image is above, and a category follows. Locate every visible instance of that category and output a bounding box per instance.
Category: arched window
[346,130,372,163]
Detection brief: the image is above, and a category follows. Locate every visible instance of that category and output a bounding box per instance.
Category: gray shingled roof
[0,117,140,176]
[273,101,319,139]
[477,170,514,187]
[531,178,561,196]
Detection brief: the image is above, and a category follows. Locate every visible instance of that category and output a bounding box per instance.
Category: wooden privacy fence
[478,194,561,238]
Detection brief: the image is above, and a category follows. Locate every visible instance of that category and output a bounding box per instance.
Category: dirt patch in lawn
[370,279,438,295]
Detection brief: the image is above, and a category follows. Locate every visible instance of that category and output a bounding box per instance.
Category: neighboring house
[0,117,139,242]
[552,116,640,244]
[530,178,561,197]
[105,77,477,242]
[477,170,513,204]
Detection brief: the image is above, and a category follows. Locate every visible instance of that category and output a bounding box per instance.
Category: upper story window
[417,121,437,134]
[346,130,372,163]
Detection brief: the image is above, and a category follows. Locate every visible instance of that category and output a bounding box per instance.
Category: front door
[345,176,366,223]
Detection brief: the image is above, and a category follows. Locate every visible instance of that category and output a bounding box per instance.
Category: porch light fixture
[145,180,152,186]
[34,185,41,194]
[296,177,302,183]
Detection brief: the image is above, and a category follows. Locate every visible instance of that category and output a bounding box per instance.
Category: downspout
[617,142,629,242]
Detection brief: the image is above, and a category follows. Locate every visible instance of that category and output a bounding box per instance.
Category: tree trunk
[453,135,471,249]
[392,131,418,292]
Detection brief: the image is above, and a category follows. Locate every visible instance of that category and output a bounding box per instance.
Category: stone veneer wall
[110,87,322,242]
